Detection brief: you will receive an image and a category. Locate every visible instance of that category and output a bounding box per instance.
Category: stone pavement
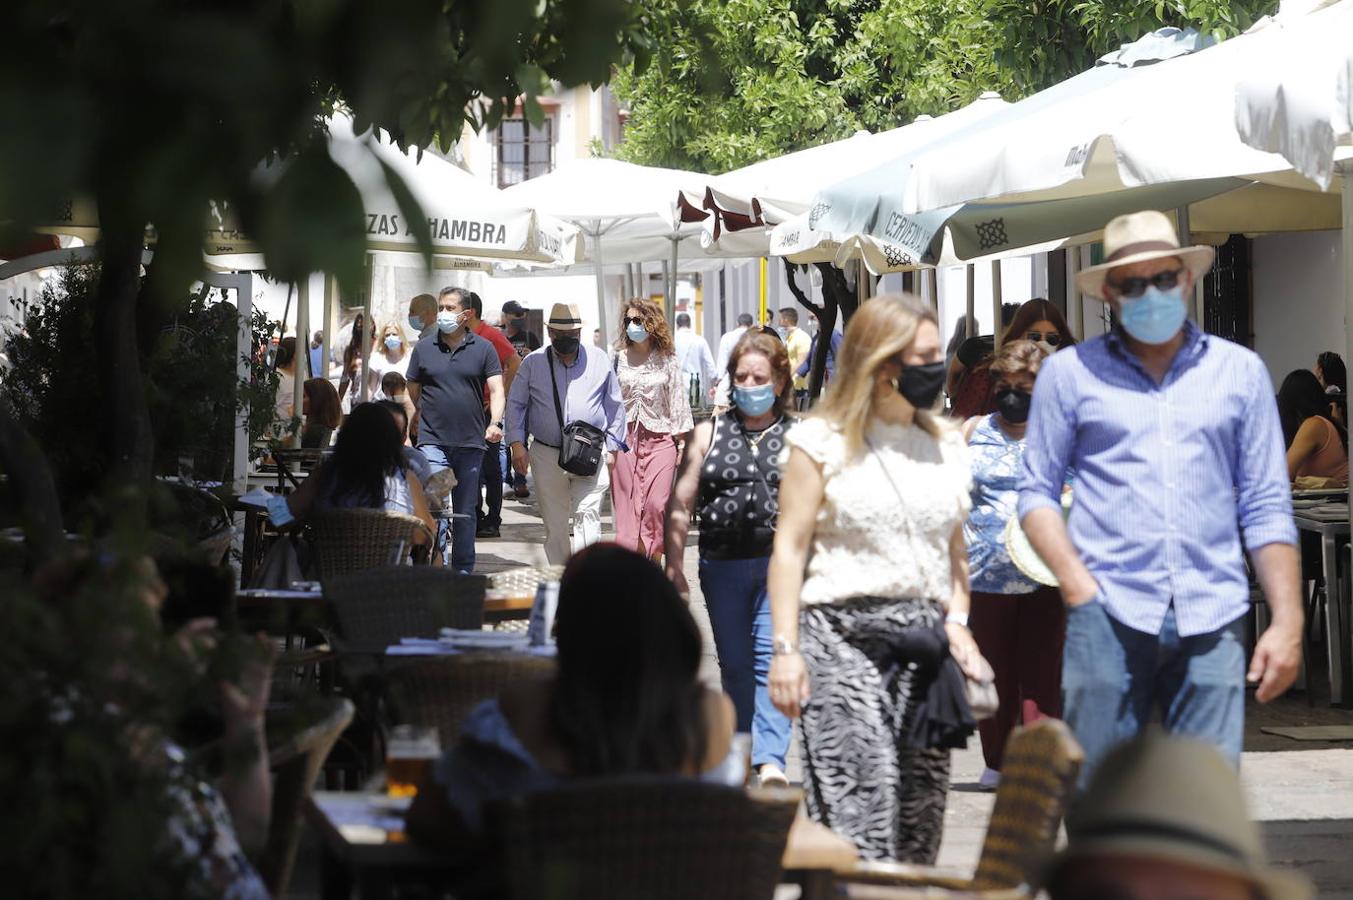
[482,487,1353,896]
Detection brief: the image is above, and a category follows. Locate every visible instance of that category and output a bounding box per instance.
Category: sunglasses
[623,316,645,326]
[1026,331,1062,346]
[1106,268,1183,299]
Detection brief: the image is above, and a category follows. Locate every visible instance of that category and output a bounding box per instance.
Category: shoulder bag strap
[545,348,566,429]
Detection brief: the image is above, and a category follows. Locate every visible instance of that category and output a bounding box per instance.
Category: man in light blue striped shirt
[1018,211,1303,787]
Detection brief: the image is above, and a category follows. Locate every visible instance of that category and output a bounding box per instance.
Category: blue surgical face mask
[436,310,462,334]
[1118,284,1187,345]
[732,383,777,417]
[625,322,649,343]
[384,334,402,351]
[408,314,424,333]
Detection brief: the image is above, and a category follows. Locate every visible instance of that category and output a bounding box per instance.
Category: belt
[533,440,560,449]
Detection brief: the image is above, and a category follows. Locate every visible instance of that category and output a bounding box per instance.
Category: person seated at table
[300,376,342,449]
[406,543,738,859]
[1278,368,1349,484]
[1043,732,1311,900]
[283,402,435,543]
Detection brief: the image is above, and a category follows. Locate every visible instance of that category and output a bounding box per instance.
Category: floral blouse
[964,414,1039,594]
[615,349,694,436]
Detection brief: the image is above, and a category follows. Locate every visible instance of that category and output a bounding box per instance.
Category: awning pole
[321,272,336,381]
[1068,247,1084,341]
[965,265,976,337]
[1176,206,1204,327]
[991,260,1004,349]
[294,277,309,419]
[668,235,680,332]
[593,227,609,345]
[359,256,373,403]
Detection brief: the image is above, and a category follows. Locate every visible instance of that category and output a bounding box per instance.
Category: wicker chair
[308,508,434,578]
[259,696,355,897]
[838,719,1083,898]
[490,778,801,900]
[323,566,487,648]
[382,652,556,747]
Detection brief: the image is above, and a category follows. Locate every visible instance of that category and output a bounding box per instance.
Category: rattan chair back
[260,696,355,896]
[971,718,1083,891]
[308,508,433,577]
[492,778,800,900]
[323,567,486,646]
[383,652,556,747]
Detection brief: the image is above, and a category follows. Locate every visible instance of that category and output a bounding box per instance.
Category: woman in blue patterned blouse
[961,339,1063,791]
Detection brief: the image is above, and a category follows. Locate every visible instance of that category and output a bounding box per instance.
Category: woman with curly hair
[613,297,693,559]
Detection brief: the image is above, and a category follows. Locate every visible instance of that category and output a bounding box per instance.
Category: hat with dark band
[547,302,583,331]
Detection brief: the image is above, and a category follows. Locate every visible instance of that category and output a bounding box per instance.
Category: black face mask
[506,317,523,333]
[551,335,580,356]
[896,361,946,410]
[995,388,1032,424]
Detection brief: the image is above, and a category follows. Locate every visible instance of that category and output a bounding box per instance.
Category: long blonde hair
[815,293,945,458]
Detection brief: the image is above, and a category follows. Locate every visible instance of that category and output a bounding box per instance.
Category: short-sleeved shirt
[474,322,516,408]
[964,414,1038,594]
[408,331,502,451]
[506,327,542,359]
[783,417,971,606]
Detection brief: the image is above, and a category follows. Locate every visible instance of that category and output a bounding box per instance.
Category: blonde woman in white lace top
[766,294,984,864]
[613,297,693,559]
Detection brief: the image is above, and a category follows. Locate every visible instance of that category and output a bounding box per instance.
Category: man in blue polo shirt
[408,286,504,573]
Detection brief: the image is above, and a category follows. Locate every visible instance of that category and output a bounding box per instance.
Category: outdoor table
[306,790,856,900]
[1293,506,1351,706]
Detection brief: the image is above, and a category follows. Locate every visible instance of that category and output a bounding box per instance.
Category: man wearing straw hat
[1018,210,1303,787]
[1044,732,1312,899]
[505,302,627,564]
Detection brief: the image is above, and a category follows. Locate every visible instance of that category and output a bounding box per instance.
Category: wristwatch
[945,611,970,628]
[772,635,798,656]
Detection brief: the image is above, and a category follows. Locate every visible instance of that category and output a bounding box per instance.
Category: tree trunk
[93,213,155,503]
[0,401,64,568]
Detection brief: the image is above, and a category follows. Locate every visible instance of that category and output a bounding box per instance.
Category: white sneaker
[978,767,1001,791]
[757,763,789,788]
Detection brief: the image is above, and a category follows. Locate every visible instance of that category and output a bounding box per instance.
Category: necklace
[742,416,782,458]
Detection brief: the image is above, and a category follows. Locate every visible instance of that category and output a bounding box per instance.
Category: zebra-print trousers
[799,597,951,863]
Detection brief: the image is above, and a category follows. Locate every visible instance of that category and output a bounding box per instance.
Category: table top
[1293,511,1352,535]
[308,790,856,872]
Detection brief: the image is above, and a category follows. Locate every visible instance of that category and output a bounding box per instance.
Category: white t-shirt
[783,416,971,606]
[369,351,410,399]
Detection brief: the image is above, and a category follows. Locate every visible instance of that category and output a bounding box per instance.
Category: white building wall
[1252,229,1345,387]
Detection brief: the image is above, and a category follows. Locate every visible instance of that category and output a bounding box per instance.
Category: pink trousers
[612,423,679,558]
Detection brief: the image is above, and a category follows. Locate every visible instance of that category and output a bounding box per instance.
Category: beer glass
[385,724,441,798]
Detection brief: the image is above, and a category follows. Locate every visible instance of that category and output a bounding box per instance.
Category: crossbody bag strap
[545,347,569,432]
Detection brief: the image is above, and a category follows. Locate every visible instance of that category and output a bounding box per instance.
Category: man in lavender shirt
[1019,211,1302,788]
[506,302,627,564]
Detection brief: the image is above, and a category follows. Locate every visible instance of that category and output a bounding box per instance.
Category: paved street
[483,485,1353,896]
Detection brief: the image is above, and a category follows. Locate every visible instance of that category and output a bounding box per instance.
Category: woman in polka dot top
[664,329,796,787]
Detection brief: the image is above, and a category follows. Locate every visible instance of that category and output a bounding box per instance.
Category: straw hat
[1075,210,1215,300]
[547,302,583,331]
[1046,733,1312,899]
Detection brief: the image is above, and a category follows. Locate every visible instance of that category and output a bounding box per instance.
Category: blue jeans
[699,556,791,769]
[477,442,503,529]
[418,444,483,573]
[1062,599,1245,790]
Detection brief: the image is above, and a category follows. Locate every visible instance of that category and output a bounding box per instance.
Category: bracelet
[945,611,970,628]
[772,635,798,656]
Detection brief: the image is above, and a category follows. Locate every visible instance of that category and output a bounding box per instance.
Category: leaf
[257,143,367,296]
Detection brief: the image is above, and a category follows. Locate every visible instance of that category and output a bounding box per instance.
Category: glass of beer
[386,724,441,798]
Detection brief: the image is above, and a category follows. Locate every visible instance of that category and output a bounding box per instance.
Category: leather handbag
[546,348,608,476]
[964,653,999,720]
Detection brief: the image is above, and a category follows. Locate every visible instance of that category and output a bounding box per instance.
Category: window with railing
[494,117,554,187]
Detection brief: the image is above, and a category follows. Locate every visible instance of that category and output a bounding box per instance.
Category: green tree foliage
[0,1,650,546]
[614,0,1274,173]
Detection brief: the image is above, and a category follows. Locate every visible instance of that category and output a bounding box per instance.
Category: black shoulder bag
[546,348,608,476]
